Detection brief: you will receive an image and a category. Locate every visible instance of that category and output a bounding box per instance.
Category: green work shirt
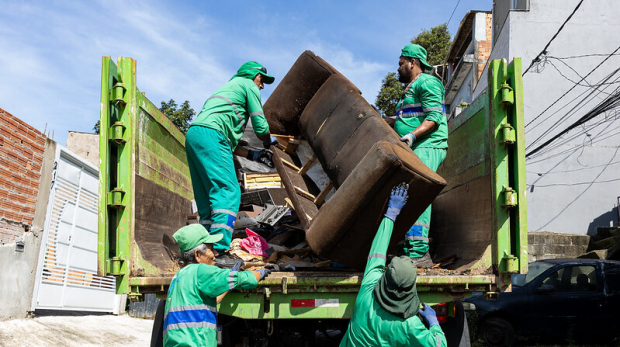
[339,217,447,347]
[192,77,270,150]
[163,263,258,347]
[393,74,448,150]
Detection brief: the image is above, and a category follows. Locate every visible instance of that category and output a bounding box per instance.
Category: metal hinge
[500,83,514,105]
[502,255,518,274]
[106,257,124,276]
[107,188,126,207]
[501,123,515,145]
[110,82,127,106]
[108,121,128,144]
[502,187,518,208]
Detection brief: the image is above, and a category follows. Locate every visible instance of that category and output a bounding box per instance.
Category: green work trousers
[403,147,447,258]
[185,126,239,253]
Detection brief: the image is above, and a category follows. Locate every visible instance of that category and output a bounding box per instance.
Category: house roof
[445,10,492,62]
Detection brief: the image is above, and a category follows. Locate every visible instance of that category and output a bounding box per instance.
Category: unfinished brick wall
[0,108,46,244]
[475,13,494,81]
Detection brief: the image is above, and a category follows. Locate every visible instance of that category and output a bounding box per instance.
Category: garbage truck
[97,51,527,346]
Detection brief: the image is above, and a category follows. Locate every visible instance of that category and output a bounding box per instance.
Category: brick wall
[475,13,494,81]
[0,108,46,244]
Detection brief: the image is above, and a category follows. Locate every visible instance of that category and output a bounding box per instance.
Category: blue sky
[0,0,490,146]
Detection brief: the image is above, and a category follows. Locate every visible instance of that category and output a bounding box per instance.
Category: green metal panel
[98,57,193,299]
[488,58,528,287]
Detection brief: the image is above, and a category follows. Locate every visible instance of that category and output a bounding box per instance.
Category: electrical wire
[446,0,461,27]
[525,44,620,130]
[522,0,584,76]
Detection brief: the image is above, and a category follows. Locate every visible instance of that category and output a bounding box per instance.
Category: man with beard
[385,44,448,268]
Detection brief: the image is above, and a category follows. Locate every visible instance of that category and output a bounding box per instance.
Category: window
[539,265,597,293]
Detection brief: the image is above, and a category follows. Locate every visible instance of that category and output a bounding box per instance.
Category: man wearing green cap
[162,224,270,347]
[387,44,448,268]
[340,183,447,347]
[186,61,277,266]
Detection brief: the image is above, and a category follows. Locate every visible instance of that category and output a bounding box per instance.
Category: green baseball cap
[401,44,433,72]
[173,224,223,253]
[232,61,275,84]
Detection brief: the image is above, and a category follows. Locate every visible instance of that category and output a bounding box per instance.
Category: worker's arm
[412,304,448,347]
[245,81,271,141]
[198,265,259,298]
[362,183,409,282]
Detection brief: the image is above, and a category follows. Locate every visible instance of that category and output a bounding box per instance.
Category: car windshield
[512,262,555,287]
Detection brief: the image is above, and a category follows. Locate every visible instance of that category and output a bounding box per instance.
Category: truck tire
[441,300,470,347]
[480,317,515,347]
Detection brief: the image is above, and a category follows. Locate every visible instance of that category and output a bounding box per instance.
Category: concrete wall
[0,139,56,321]
[528,231,589,262]
[0,108,46,243]
[477,0,620,236]
[66,131,99,168]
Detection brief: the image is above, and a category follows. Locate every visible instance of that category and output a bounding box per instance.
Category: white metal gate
[32,146,117,312]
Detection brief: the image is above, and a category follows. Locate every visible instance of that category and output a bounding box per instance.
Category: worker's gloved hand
[263,135,279,149]
[400,132,416,147]
[258,269,271,281]
[420,303,439,327]
[231,260,243,272]
[385,182,409,222]
[247,149,275,168]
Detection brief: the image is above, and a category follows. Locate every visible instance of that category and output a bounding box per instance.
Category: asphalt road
[0,314,153,347]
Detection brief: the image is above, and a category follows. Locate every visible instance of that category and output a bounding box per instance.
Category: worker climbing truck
[98,51,527,346]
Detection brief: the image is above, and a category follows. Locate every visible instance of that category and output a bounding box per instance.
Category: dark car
[463,259,620,346]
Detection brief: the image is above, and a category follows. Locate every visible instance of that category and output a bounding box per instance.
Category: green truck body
[98,56,527,321]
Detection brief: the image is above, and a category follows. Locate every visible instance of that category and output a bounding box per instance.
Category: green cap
[401,44,433,72]
[231,61,275,84]
[173,224,223,253]
[373,256,420,319]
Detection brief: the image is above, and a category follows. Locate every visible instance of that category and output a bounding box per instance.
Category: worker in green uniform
[163,224,270,347]
[385,44,448,268]
[186,61,278,266]
[340,183,447,347]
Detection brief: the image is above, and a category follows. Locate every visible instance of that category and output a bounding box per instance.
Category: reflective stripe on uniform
[211,223,234,233]
[208,95,243,123]
[367,253,386,261]
[414,222,430,229]
[228,271,236,290]
[199,220,212,225]
[163,305,217,333]
[396,103,421,112]
[436,335,441,347]
[249,111,264,117]
[423,105,446,112]
[405,236,429,242]
[211,209,237,218]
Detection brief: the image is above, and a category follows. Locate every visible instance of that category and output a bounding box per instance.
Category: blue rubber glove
[247,149,274,168]
[231,260,243,272]
[258,269,271,281]
[385,182,409,222]
[400,132,416,147]
[420,303,439,327]
[263,135,279,149]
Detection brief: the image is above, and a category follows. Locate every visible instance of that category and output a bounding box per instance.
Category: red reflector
[291,299,314,308]
[432,302,449,323]
[437,315,448,323]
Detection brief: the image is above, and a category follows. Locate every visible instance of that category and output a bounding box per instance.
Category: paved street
[0,314,153,347]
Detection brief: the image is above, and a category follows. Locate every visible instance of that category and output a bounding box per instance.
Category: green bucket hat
[373,256,420,320]
[401,44,433,72]
[173,224,223,253]
[231,61,275,84]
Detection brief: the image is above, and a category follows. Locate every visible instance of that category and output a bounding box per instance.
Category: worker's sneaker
[215,254,242,269]
[410,252,433,269]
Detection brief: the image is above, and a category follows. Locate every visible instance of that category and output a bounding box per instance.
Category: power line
[446,0,461,27]
[554,53,620,60]
[522,0,584,76]
[525,44,620,130]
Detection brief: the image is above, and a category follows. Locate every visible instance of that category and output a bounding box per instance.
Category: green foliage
[374,23,452,117]
[93,99,195,135]
[411,23,452,66]
[159,99,196,135]
[374,72,403,119]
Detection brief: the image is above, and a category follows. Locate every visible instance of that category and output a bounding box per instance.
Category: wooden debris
[313,181,333,206]
[281,158,300,171]
[294,186,315,201]
[297,154,317,176]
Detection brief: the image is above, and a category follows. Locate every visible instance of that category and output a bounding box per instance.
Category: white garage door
[32,146,117,312]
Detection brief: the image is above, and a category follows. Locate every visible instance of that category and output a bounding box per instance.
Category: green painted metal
[488,58,528,287]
